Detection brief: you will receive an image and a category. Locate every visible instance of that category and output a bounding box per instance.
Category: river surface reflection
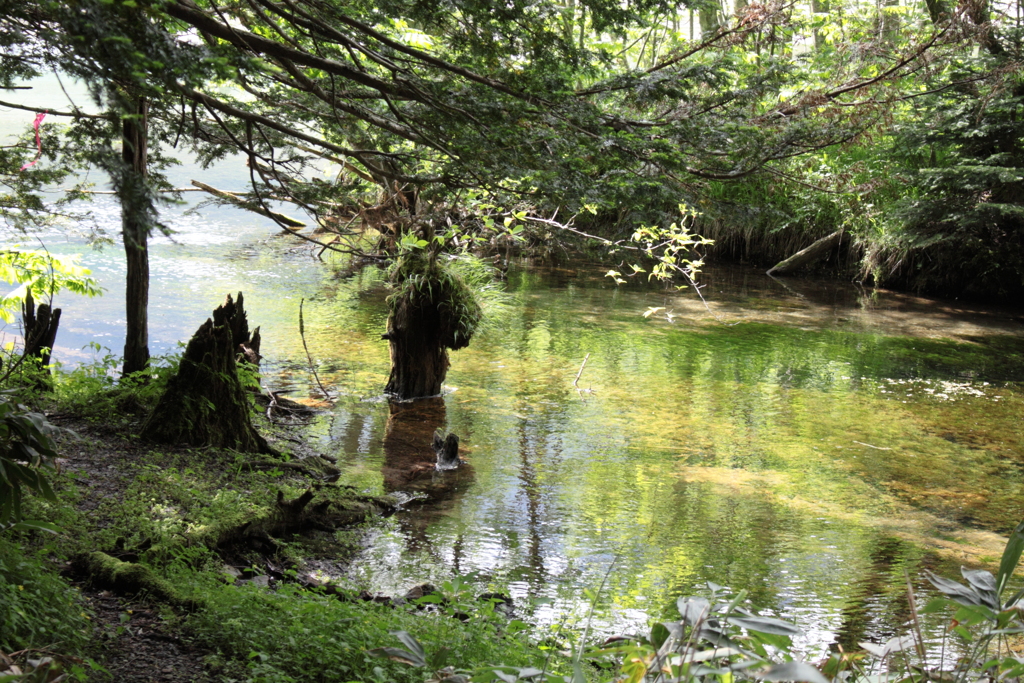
[316,262,1023,656]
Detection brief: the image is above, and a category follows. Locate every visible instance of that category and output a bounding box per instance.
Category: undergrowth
[0,536,91,655]
[183,578,552,683]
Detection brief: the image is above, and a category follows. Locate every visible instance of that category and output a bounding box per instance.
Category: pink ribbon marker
[19,111,47,171]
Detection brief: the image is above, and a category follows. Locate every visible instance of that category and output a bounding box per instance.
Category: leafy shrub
[0,397,59,533]
[51,345,182,422]
[0,538,91,654]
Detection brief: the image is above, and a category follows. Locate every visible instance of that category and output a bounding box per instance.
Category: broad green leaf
[729,615,801,637]
[997,520,1024,598]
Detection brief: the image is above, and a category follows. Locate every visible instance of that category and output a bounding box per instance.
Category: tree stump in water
[433,430,460,470]
[21,289,61,368]
[384,292,451,398]
[140,293,274,453]
[383,252,481,400]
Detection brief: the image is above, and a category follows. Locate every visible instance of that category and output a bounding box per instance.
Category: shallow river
[5,91,1024,656]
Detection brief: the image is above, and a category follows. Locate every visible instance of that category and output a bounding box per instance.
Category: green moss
[79,551,197,608]
[389,251,484,351]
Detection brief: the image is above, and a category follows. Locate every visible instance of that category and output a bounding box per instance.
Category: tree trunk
[811,0,829,49]
[923,0,949,24]
[384,295,450,399]
[699,0,722,36]
[880,0,899,43]
[121,96,150,376]
[141,293,274,453]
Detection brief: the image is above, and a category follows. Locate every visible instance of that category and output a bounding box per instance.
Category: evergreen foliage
[876,26,1024,297]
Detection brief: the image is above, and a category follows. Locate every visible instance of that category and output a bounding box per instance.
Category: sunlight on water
[3,135,1022,654]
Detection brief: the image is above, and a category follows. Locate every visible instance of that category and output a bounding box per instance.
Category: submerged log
[140,293,274,453]
[766,230,845,276]
[21,289,61,369]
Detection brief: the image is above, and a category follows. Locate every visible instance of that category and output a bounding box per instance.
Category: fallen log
[190,179,306,230]
[75,552,199,609]
[215,489,395,560]
[766,230,845,276]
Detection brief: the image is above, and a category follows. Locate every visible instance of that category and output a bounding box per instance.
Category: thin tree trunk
[880,0,899,43]
[121,96,150,376]
[811,0,829,49]
[699,0,722,36]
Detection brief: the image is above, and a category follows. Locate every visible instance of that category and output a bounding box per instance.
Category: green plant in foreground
[374,582,823,683]
[0,537,91,658]
[373,520,1024,683]
[0,397,60,534]
[912,520,1024,683]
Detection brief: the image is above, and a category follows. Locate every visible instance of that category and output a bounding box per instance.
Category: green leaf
[391,631,427,666]
[729,615,801,637]
[925,570,983,607]
[997,520,1024,598]
[367,647,426,668]
[650,622,670,649]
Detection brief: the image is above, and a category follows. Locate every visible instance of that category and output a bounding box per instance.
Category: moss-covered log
[140,293,273,453]
[216,489,393,557]
[76,552,198,608]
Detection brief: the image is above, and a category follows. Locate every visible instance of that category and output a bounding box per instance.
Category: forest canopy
[1,0,1022,298]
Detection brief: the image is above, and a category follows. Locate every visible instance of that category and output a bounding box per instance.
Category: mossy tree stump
[384,252,481,400]
[141,292,273,453]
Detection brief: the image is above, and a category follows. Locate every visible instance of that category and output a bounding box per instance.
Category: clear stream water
[4,88,1024,657]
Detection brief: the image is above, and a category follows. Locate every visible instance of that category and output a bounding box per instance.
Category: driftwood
[21,289,61,368]
[140,293,274,453]
[190,179,306,229]
[766,231,845,276]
